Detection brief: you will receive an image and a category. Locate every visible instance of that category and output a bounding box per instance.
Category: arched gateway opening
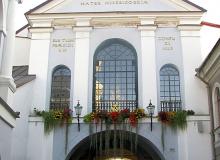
[66,131,165,160]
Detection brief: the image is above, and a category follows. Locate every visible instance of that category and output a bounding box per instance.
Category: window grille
[50,66,71,109]
[93,39,138,111]
[160,65,181,111]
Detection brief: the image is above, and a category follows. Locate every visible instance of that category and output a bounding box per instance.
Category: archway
[66,131,165,160]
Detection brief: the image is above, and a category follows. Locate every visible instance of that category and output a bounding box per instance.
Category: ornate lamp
[147,100,155,131]
[74,100,83,131]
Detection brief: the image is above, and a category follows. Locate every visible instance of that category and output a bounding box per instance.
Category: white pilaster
[27,27,54,160]
[1,0,15,77]
[73,24,92,116]
[0,0,16,105]
[178,25,208,113]
[0,31,5,69]
[138,25,158,114]
[178,24,209,160]
[28,27,53,111]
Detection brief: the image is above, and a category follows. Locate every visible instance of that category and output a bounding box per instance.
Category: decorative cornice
[26,11,204,21]
[196,39,220,82]
[29,27,54,33]
[137,25,157,31]
[0,76,16,93]
[178,24,201,31]
[73,26,93,32]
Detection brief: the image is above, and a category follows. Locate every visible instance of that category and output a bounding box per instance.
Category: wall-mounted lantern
[74,100,83,131]
[147,100,155,131]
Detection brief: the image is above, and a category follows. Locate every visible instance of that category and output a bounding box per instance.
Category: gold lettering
[80,0,148,6]
[52,38,75,53]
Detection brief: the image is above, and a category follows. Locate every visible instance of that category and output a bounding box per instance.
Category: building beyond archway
[66,131,165,160]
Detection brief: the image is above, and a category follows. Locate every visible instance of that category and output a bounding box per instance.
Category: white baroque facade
[11,0,213,160]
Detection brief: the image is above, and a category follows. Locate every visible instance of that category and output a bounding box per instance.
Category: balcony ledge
[29,114,210,123]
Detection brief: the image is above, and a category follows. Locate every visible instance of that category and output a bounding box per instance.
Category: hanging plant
[158,110,193,130]
[33,108,73,134]
[171,110,187,130]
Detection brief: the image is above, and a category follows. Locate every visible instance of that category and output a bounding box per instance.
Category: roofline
[16,24,29,35]
[201,21,220,29]
[182,0,207,12]
[196,38,220,73]
[25,0,206,15]
[26,10,205,19]
[25,0,53,15]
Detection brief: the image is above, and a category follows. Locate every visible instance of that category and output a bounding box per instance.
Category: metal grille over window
[93,39,138,112]
[160,65,181,111]
[50,66,71,109]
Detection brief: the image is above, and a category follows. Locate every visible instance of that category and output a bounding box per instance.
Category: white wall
[187,121,212,160]
[180,29,209,114]
[0,118,13,160]
[11,81,34,160]
[13,37,31,66]
[28,31,51,111]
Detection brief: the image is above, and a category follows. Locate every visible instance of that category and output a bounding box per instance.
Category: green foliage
[171,110,187,130]
[33,108,72,134]
[41,110,59,134]
[83,113,93,123]
[158,109,195,131]
[186,110,195,115]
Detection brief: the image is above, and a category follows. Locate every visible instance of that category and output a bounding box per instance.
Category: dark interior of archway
[68,131,162,160]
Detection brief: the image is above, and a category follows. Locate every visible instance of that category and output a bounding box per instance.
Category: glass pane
[50,66,71,109]
[93,40,137,111]
[160,65,181,111]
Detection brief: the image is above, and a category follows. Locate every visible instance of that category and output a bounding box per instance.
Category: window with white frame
[93,39,138,112]
[160,64,181,111]
[50,65,71,109]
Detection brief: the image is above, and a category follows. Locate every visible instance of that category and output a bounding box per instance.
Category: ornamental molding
[26,12,203,29]
[29,27,54,33]
[0,76,16,93]
[137,24,157,31]
[178,24,201,31]
[27,12,204,20]
[197,43,220,82]
[72,26,93,32]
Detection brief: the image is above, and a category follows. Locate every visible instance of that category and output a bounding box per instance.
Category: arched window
[50,65,71,109]
[160,65,181,111]
[93,39,138,111]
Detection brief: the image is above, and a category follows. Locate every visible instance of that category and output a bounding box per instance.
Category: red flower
[109,111,120,122]
[120,108,130,119]
[62,108,72,121]
[129,112,137,127]
[158,112,169,123]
